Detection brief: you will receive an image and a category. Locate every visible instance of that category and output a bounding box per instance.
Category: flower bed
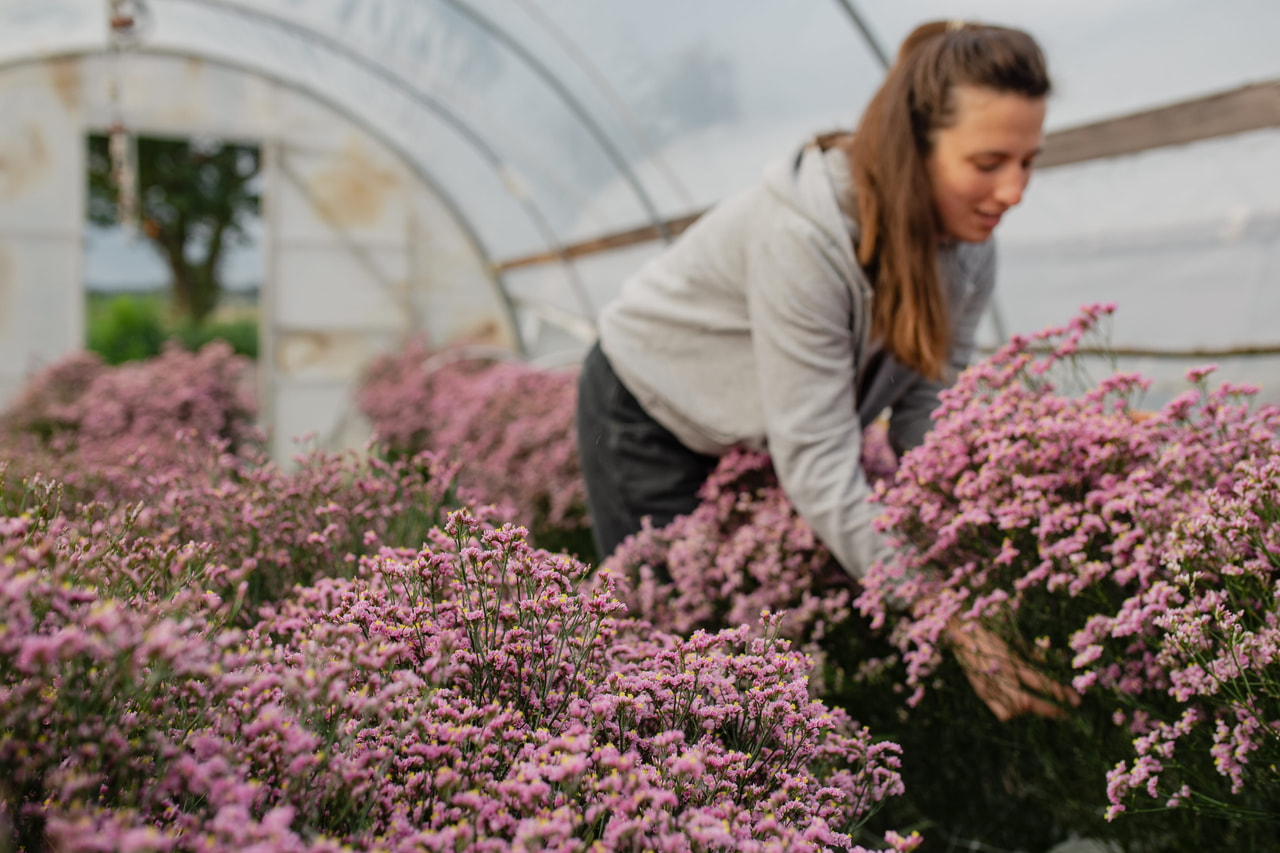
[0,344,477,615]
[0,348,911,852]
[0,341,258,507]
[4,341,256,456]
[9,306,1278,851]
[0,486,911,851]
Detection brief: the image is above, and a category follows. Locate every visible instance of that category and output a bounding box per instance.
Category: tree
[87,134,261,325]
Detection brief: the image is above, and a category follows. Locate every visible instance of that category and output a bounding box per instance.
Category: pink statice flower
[857,304,1280,706]
[1,342,259,506]
[1105,454,1280,820]
[357,341,587,542]
[605,424,898,684]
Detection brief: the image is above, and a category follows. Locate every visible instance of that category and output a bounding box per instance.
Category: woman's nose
[995,169,1030,208]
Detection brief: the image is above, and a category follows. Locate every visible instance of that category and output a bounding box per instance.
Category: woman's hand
[945,619,1081,722]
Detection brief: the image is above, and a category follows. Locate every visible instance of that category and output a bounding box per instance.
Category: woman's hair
[842,21,1050,380]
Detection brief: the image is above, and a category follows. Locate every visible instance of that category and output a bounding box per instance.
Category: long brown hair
[843,21,1050,379]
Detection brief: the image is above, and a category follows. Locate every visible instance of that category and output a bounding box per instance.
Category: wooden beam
[494,80,1280,272]
[494,212,702,272]
[1037,79,1280,168]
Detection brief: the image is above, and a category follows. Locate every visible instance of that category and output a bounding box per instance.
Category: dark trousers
[577,342,719,563]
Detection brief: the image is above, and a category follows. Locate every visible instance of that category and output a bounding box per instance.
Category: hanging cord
[105,0,151,233]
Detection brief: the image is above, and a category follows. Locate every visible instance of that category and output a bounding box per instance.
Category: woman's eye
[975,161,1001,173]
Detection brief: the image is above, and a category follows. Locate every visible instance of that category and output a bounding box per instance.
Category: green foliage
[84,293,167,365]
[172,318,259,360]
[86,292,258,363]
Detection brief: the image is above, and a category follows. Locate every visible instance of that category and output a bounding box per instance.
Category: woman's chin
[950,225,995,244]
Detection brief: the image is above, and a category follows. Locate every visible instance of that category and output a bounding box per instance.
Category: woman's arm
[744,216,892,581]
[947,618,1081,721]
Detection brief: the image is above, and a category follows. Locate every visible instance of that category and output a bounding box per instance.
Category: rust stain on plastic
[276,331,330,372]
[275,330,379,377]
[47,58,83,112]
[0,125,51,199]
[455,319,505,347]
[307,140,398,227]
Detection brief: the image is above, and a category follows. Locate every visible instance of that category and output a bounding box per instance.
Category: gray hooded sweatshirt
[598,139,995,580]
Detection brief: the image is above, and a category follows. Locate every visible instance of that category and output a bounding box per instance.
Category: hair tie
[947,19,966,32]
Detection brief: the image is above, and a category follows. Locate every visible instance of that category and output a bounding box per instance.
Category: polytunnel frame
[162,0,901,324]
[173,0,675,242]
[0,45,528,350]
[138,0,1280,356]
[125,0,902,337]
[187,0,687,225]
[161,0,608,330]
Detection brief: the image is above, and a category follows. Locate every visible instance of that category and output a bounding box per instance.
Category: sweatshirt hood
[762,140,870,308]
[761,140,861,259]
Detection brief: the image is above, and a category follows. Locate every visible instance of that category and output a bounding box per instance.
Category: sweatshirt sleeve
[744,217,893,581]
[888,240,998,454]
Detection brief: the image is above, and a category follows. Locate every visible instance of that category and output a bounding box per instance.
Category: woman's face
[926,84,1047,243]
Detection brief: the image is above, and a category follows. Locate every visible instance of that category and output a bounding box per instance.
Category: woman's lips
[975,210,1003,229]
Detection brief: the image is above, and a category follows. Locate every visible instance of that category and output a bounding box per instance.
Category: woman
[578,21,1066,719]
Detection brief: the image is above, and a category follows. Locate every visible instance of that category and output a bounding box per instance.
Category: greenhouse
[0,1,1278,851]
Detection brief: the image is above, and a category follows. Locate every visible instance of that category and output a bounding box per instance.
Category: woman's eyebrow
[970,146,1044,158]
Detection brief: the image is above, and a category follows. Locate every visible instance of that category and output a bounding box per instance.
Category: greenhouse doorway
[83,131,263,366]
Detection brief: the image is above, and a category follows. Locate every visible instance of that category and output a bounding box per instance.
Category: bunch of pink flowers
[1,341,258,505]
[854,304,1280,824]
[605,423,897,673]
[1104,453,1280,820]
[357,340,587,544]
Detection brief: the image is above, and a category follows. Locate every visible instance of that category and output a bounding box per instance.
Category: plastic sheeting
[0,0,1277,384]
